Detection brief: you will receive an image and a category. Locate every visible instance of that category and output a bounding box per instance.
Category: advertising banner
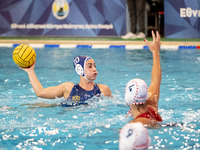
[165,0,200,38]
[0,0,126,37]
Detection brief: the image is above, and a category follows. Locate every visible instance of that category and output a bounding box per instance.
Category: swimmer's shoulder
[60,82,74,88]
[97,84,112,97]
[146,91,159,109]
[147,84,160,105]
[130,105,162,125]
[60,82,75,99]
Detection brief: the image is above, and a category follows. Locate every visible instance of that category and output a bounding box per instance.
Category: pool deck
[0,39,199,45]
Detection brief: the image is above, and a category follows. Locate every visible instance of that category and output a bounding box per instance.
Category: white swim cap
[125,78,148,106]
[119,122,151,150]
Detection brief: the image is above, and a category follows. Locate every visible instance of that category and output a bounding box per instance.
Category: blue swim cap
[73,55,92,76]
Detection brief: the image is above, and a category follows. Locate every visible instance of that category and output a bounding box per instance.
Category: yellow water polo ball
[13,44,36,68]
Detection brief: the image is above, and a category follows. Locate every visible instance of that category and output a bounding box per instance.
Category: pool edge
[0,39,199,50]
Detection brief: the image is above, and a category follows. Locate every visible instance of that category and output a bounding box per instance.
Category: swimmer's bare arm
[144,31,161,108]
[20,61,74,99]
[98,84,112,97]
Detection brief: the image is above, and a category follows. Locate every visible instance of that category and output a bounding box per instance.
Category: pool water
[0,47,200,149]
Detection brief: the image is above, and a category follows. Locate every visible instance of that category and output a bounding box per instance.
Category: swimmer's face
[84,59,97,80]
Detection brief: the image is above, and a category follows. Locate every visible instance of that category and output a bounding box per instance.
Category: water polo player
[19,55,112,106]
[125,31,162,125]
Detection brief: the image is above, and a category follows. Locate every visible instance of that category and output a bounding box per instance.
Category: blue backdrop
[165,0,200,38]
[0,0,126,37]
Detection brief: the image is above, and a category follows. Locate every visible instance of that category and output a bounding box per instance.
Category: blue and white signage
[0,0,126,37]
[165,0,200,38]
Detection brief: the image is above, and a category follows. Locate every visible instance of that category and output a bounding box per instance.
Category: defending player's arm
[20,61,66,99]
[144,31,161,108]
